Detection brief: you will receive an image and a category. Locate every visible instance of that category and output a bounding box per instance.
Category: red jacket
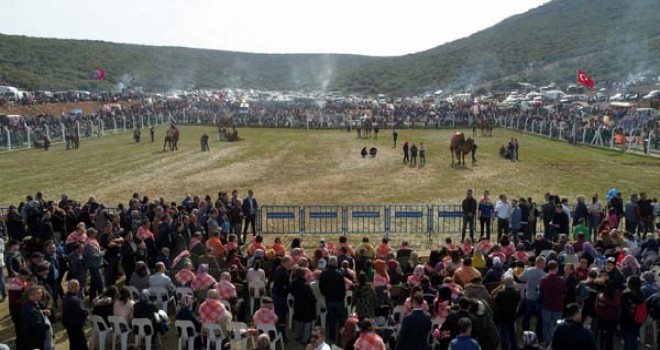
[595,288,622,321]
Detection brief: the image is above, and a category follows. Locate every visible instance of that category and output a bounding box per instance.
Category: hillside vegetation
[1,0,659,94]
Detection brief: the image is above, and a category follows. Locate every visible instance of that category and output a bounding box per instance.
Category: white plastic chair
[124,285,140,301]
[255,323,284,350]
[175,286,194,302]
[204,322,226,350]
[392,305,405,326]
[331,345,344,350]
[131,317,155,350]
[149,285,174,312]
[175,320,199,350]
[286,294,295,330]
[107,315,131,350]
[344,290,354,315]
[249,280,266,315]
[89,315,112,350]
[230,321,250,350]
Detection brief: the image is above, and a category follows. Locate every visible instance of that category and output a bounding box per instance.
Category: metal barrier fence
[257,204,480,236]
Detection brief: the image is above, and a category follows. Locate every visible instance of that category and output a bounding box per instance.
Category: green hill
[333,0,660,94]
[1,0,659,94]
[0,35,378,91]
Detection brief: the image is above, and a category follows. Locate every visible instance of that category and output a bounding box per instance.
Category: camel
[478,117,493,137]
[450,132,475,166]
[163,124,179,151]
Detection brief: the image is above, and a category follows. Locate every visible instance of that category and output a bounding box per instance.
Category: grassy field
[0,126,658,208]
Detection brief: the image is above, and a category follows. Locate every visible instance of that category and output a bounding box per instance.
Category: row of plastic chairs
[90,314,253,350]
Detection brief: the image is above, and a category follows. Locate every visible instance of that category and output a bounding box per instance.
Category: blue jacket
[449,335,481,350]
[63,292,88,329]
[511,207,522,229]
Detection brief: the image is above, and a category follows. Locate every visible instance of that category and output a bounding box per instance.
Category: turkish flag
[93,67,106,81]
[577,69,595,88]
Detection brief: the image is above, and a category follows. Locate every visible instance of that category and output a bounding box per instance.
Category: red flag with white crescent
[93,67,106,81]
[577,69,594,88]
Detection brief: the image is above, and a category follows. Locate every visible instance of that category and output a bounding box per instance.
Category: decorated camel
[450,132,476,166]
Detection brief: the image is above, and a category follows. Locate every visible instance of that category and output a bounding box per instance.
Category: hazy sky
[1,0,551,56]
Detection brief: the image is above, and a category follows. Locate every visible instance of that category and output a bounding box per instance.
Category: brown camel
[450,132,475,166]
[478,117,493,137]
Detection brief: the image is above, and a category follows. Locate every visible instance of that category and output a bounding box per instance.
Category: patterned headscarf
[582,242,598,260]
[197,263,209,275]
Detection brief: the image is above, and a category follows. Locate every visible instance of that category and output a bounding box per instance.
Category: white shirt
[314,342,331,350]
[495,200,512,219]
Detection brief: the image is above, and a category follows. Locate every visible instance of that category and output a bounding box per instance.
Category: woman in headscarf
[581,242,599,265]
[619,254,641,279]
[559,243,579,265]
[129,261,150,291]
[386,259,402,285]
[170,249,191,270]
[175,294,201,333]
[353,272,376,319]
[433,286,452,322]
[136,218,157,266]
[133,289,161,334]
[174,261,196,287]
[191,264,217,292]
[406,265,425,287]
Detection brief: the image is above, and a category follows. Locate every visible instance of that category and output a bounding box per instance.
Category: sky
[1,0,551,57]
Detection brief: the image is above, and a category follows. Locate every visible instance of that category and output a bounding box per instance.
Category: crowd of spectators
[1,188,659,350]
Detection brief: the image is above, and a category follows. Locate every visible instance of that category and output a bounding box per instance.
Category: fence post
[141,115,144,129]
[559,127,562,141]
[299,207,305,235]
[516,117,520,130]
[452,115,455,128]
[548,122,552,138]
[4,126,10,151]
[384,206,391,237]
[26,126,32,148]
[113,117,118,133]
[610,129,615,148]
[582,128,587,143]
[427,205,434,240]
[341,206,348,236]
[647,131,652,154]
[99,119,104,135]
[256,208,262,235]
[61,123,66,143]
[122,116,126,131]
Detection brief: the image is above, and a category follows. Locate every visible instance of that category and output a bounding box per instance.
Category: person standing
[392,128,398,148]
[242,189,258,240]
[539,261,566,343]
[150,126,155,143]
[519,256,547,342]
[478,191,494,240]
[272,257,291,341]
[100,222,123,288]
[20,286,53,350]
[395,292,431,350]
[625,194,640,236]
[319,256,346,343]
[587,194,604,238]
[462,190,477,243]
[620,276,645,350]
[403,142,409,163]
[410,143,418,166]
[43,134,51,151]
[63,280,89,350]
[492,277,521,350]
[550,303,597,350]
[200,133,209,151]
[84,228,104,301]
[495,194,512,242]
[609,192,624,229]
[419,142,426,165]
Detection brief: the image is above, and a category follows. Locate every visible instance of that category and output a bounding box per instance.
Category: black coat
[319,268,346,303]
[62,292,88,329]
[6,211,27,241]
[551,319,597,350]
[291,278,316,322]
[492,287,521,324]
[20,301,50,350]
[395,309,431,350]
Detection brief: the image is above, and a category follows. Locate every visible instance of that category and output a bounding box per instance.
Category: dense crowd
[3,98,658,152]
[1,188,660,350]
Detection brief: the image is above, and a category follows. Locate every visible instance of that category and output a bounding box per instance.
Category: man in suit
[395,292,431,350]
[63,279,88,350]
[242,189,258,240]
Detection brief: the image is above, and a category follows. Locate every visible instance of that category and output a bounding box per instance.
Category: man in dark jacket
[396,293,431,350]
[551,303,597,350]
[20,286,52,350]
[63,279,89,350]
[462,189,477,242]
[271,257,291,341]
[319,256,346,342]
[6,205,27,241]
[493,277,521,350]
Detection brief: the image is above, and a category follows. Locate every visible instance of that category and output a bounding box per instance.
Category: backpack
[634,302,647,325]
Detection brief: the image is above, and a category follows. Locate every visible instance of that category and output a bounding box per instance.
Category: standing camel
[478,116,493,137]
[449,132,476,166]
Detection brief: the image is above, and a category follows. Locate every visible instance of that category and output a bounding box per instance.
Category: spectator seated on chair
[253,297,278,326]
[130,261,151,291]
[149,262,175,295]
[215,271,237,302]
[199,289,232,327]
[175,262,196,287]
[191,264,217,292]
[113,287,135,322]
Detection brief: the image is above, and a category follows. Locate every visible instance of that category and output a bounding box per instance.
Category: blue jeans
[326,301,346,343]
[542,309,562,345]
[499,322,518,350]
[522,299,543,341]
[622,327,639,350]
